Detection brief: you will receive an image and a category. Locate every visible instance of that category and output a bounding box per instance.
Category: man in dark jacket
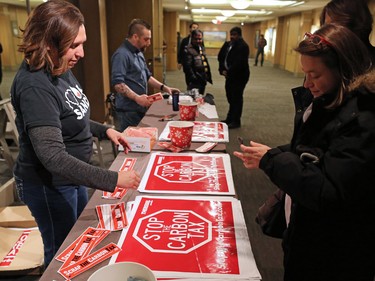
[177,22,199,72]
[218,27,250,129]
[182,29,212,95]
[254,34,267,66]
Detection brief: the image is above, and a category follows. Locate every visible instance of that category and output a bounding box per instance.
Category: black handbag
[255,188,287,239]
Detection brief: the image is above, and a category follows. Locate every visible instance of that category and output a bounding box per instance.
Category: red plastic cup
[169,121,194,148]
[179,101,198,121]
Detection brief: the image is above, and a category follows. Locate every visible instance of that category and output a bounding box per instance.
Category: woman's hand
[233,141,271,169]
[106,128,131,153]
[117,170,141,189]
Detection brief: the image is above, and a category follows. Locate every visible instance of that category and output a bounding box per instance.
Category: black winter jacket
[260,71,375,281]
[182,44,212,86]
[217,38,250,83]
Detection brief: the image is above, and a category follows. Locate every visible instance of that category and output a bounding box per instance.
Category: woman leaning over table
[234,24,375,281]
[10,0,140,268]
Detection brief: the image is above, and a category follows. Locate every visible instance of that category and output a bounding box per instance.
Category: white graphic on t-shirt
[65,85,90,120]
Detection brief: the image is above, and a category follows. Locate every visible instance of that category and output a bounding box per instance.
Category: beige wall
[164,11,179,71]
[0,4,28,71]
[368,0,375,44]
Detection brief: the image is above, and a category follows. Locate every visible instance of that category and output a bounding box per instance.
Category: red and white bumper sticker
[96,201,128,231]
[58,243,121,280]
[55,227,110,262]
[102,158,136,199]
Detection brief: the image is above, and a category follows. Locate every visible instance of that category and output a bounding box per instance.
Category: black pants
[187,81,206,96]
[225,77,248,125]
[255,48,265,66]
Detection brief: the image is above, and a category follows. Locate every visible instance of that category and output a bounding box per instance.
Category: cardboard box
[0,178,15,207]
[0,227,44,274]
[0,206,37,228]
[122,127,158,153]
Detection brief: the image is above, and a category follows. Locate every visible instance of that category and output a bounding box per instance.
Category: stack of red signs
[110,196,261,280]
[138,152,235,195]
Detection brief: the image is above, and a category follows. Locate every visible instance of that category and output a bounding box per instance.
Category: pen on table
[237,136,244,145]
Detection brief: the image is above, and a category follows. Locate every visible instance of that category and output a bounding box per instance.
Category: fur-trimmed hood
[348,68,375,93]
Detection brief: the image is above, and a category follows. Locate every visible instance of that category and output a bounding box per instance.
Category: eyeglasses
[304,32,333,48]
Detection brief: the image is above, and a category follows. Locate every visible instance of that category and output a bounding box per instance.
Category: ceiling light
[216,16,227,21]
[192,8,267,15]
[221,10,236,17]
[290,1,305,7]
[230,0,251,10]
[190,0,228,4]
[251,0,296,6]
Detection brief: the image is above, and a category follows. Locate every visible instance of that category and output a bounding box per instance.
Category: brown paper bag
[0,227,44,273]
[0,206,37,228]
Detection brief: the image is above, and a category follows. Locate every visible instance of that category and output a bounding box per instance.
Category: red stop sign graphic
[133,209,212,253]
[154,161,209,183]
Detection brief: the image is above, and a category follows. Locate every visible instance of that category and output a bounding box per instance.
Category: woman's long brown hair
[18,0,84,76]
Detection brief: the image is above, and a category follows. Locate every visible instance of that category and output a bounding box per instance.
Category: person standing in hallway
[217,26,250,129]
[182,29,212,95]
[254,34,267,67]
[177,22,199,72]
[10,0,141,268]
[234,24,375,281]
[111,19,179,132]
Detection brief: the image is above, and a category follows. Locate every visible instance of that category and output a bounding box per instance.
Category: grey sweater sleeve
[29,126,118,191]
